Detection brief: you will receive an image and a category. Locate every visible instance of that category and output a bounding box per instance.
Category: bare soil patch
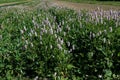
[51,0,120,11]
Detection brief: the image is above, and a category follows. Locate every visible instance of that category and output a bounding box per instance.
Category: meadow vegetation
[0,0,25,4]
[0,0,120,80]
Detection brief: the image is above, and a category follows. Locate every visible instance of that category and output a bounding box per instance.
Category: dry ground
[0,0,119,11]
[50,0,120,11]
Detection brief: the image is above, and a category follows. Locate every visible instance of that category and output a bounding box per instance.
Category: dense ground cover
[0,0,25,4]
[62,0,120,6]
[0,0,120,80]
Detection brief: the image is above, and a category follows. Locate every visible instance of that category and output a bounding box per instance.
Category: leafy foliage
[0,4,120,80]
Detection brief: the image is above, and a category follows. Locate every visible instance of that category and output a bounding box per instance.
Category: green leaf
[67,64,74,70]
[88,52,94,59]
[0,64,4,68]
[104,69,112,77]
[107,61,113,68]
[118,52,120,57]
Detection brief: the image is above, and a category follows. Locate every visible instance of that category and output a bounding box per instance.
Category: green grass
[0,0,25,4]
[62,0,120,6]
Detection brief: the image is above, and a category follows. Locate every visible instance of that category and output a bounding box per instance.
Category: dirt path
[50,0,120,11]
[0,0,119,11]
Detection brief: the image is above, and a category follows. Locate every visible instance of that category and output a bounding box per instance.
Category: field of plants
[0,0,120,80]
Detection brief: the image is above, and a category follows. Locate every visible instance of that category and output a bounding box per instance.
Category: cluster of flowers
[18,8,119,54]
